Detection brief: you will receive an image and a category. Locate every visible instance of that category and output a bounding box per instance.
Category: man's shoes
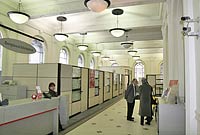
[145,122,151,125]
[140,123,144,126]
[127,118,134,121]
[131,117,134,120]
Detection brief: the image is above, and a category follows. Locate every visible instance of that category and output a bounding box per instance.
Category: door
[99,71,104,104]
[81,68,88,112]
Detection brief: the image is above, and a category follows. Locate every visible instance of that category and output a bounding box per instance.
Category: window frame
[29,39,45,64]
[134,62,145,80]
[90,58,95,69]
[78,54,85,67]
[59,48,69,64]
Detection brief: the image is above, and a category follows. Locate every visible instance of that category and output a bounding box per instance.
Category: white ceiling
[0,0,165,64]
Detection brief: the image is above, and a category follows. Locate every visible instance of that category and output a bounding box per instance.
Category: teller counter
[0,97,59,135]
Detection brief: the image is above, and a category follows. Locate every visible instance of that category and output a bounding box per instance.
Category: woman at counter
[48,82,58,97]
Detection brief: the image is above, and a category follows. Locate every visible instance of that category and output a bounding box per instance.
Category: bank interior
[0,0,200,135]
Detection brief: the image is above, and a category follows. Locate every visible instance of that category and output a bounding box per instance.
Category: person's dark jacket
[125,84,137,103]
[49,90,58,97]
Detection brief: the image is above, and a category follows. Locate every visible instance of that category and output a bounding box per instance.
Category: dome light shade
[54,16,68,42]
[84,0,111,12]
[7,11,30,24]
[136,59,142,63]
[121,42,133,49]
[109,59,116,63]
[128,50,137,56]
[54,33,68,42]
[110,28,125,37]
[102,56,110,61]
[92,51,101,56]
[133,56,140,60]
[78,44,88,51]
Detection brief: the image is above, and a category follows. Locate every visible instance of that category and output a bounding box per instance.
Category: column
[183,0,198,134]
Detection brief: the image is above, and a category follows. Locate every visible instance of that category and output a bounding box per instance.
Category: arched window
[59,48,69,64]
[29,39,45,64]
[160,62,164,75]
[78,54,84,67]
[0,32,3,72]
[90,58,95,69]
[135,62,145,80]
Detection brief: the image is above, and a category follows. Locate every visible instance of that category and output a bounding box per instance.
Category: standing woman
[139,78,153,125]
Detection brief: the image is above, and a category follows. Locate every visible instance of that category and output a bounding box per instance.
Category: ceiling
[0,0,165,65]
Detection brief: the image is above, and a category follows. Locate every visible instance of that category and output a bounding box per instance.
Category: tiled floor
[65,99,158,135]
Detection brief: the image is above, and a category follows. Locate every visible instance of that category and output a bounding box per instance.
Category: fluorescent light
[7,11,30,24]
[78,45,88,51]
[84,0,111,12]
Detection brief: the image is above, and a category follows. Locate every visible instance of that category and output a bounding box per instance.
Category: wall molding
[195,110,200,121]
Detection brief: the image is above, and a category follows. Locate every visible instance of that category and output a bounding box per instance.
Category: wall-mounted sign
[0,38,36,54]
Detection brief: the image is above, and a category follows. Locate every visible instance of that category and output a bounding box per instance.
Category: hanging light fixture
[109,59,116,63]
[121,31,133,49]
[133,56,140,60]
[102,56,110,61]
[92,51,101,56]
[128,50,137,56]
[7,0,30,24]
[109,9,125,37]
[78,33,88,51]
[128,43,137,56]
[136,59,142,63]
[91,43,101,56]
[54,16,68,42]
[84,0,111,12]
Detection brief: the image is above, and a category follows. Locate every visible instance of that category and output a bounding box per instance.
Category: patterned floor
[65,99,158,135]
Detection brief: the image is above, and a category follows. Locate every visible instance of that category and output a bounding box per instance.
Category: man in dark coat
[139,78,153,125]
[125,78,138,121]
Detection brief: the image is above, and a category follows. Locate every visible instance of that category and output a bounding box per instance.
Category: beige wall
[0,7,97,76]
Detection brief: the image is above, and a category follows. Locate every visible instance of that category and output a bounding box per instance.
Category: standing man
[125,78,138,121]
[139,78,153,125]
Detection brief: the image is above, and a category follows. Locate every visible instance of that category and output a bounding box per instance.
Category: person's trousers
[127,100,135,119]
[141,116,152,124]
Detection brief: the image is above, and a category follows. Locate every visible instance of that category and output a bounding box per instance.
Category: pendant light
[54,16,68,42]
[102,56,110,61]
[109,9,125,37]
[136,59,142,63]
[91,43,101,56]
[78,33,88,51]
[133,56,140,60]
[109,59,116,63]
[84,0,111,12]
[92,51,101,56]
[7,0,30,24]
[121,32,133,49]
[128,43,137,56]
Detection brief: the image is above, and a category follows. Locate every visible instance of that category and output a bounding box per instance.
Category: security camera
[181,16,191,21]
[182,27,191,33]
